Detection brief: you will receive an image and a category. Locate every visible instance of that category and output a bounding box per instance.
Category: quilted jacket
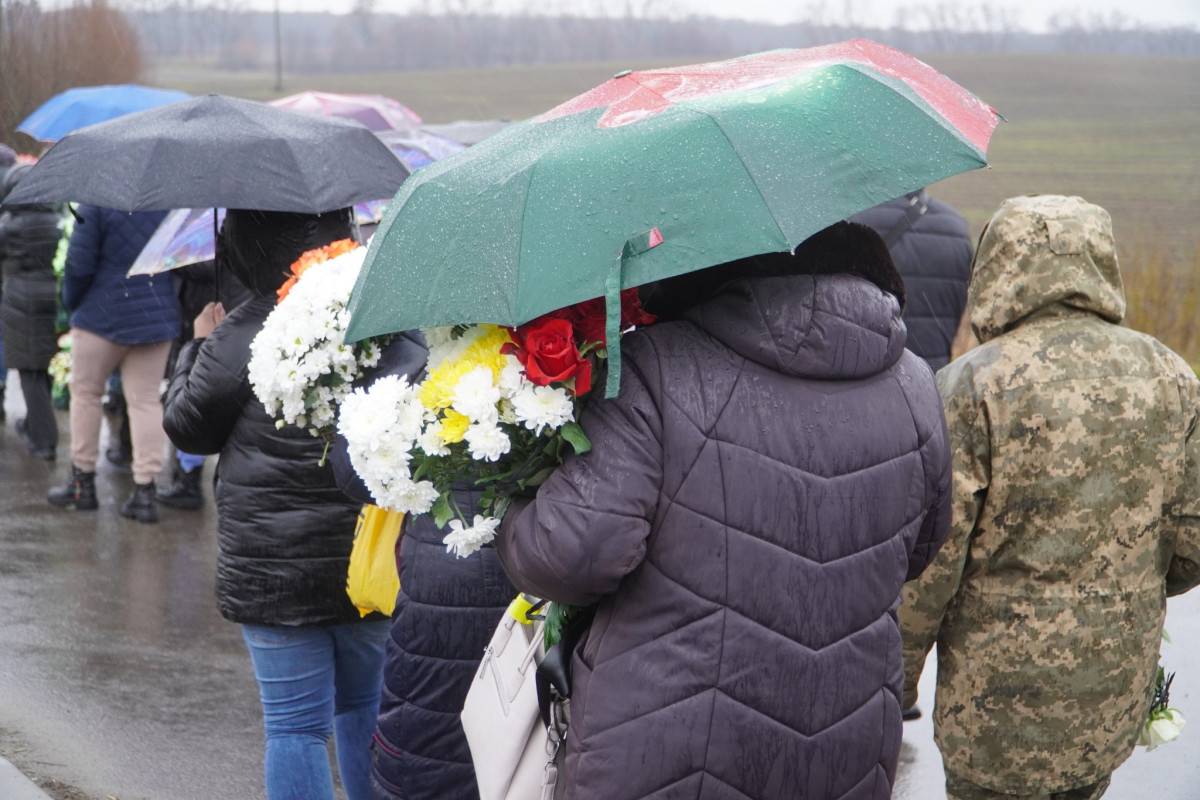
[0,165,62,369]
[498,270,951,800]
[327,333,517,800]
[851,189,973,372]
[62,204,178,345]
[162,208,371,626]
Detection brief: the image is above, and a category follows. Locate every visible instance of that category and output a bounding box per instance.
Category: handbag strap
[535,605,596,729]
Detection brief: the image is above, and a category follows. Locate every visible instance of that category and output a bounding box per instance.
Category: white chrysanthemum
[497,355,526,398]
[424,325,486,371]
[511,383,574,435]
[442,515,501,559]
[464,422,510,462]
[452,366,501,423]
[337,373,435,511]
[248,246,378,441]
[384,477,440,515]
[417,425,452,457]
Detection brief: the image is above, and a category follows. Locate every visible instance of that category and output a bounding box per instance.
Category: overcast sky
[686,0,1200,30]
[268,0,1200,32]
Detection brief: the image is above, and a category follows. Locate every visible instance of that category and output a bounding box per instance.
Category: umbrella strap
[605,228,663,399]
[604,259,623,399]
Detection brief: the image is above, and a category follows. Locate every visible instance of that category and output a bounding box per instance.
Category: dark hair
[641,220,904,319]
[219,207,356,297]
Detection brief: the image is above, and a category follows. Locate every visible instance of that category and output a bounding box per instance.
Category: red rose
[504,318,593,395]
[565,298,607,346]
[619,288,657,329]
[559,289,657,347]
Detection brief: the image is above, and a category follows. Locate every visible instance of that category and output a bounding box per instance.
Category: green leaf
[543,602,585,648]
[432,493,453,529]
[521,466,556,488]
[560,422,591,454]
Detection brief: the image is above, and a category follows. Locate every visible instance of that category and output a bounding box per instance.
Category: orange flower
[276,239,361,303]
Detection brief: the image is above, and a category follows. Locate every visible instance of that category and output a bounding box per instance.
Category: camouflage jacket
[899,195,1200,793]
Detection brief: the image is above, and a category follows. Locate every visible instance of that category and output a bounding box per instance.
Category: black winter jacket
[328,333,516,800]
[0,182,61,370]
[850,190,972,372]
[499,272,951,800]
[163,295,370,626]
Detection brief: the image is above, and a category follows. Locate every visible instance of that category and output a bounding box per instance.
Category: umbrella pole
[212,208,220,304]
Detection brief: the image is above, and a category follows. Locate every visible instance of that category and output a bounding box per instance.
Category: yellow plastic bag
[347,504,404,617]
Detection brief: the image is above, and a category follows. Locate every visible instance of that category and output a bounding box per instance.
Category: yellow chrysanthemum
[436,410,471,444]
[420,359,473,411]
[460,325,513,378]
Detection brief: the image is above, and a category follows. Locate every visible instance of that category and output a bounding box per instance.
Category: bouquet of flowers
[248,240,388,454]
[338,289,654,559]
[1139,660,1186,750]
[48,332,72,409]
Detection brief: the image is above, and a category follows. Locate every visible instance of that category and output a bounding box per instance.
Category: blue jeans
[177,449,205,472]
[242,620,390,800]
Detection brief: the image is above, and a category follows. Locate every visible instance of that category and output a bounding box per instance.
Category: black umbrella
[3,94,409,213]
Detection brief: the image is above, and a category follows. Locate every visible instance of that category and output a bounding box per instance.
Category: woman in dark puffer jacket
[0,163,63,459]
[498,221,952,800]
[163,208,390,800]
[327,332,516,800]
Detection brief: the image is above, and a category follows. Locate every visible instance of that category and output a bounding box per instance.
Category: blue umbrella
[17,84,191,142]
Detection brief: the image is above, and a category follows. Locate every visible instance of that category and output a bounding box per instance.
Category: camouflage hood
[969,195,1125,343]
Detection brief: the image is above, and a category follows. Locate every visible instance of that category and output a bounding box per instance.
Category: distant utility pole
[273,0,284,92]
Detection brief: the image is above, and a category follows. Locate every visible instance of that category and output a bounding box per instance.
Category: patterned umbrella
[269,91,422,132]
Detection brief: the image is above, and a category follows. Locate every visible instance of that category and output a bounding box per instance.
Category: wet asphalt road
[2,392,1200,799]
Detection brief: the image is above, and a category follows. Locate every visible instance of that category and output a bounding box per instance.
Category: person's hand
[193,302,226,339]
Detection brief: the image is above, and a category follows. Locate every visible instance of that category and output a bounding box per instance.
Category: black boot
[157,467,204,510]
[120,482,158,524]
[15,417,56,461]
[0,384,6,424]
[48,466,99,510]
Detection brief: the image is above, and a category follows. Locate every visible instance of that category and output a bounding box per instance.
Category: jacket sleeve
[497,346,664,607]
[162,322,255,455]
[905,387,953,580]
[61,205,101,311]
[1168,373,1200,596]
[899,362,990,707]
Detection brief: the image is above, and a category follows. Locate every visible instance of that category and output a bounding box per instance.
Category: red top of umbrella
[536,39,999,152]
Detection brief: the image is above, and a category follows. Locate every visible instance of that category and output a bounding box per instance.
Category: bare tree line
[122,0,1200,73]
[1,0,1197,151]
[1,0,144,150]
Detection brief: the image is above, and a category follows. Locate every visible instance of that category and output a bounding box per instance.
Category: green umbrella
[346,39,1001,394]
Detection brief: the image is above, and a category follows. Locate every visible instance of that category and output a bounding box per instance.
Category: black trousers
[18,368,58,451]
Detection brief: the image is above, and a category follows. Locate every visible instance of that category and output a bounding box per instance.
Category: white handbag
[462,596,565,800]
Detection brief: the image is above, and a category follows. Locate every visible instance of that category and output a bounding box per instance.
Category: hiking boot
[48,466,99,510]
[157,467,204,510]
[120,482,158,524]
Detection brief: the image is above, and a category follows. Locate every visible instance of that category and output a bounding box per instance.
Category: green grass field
[152,53,1200,360]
